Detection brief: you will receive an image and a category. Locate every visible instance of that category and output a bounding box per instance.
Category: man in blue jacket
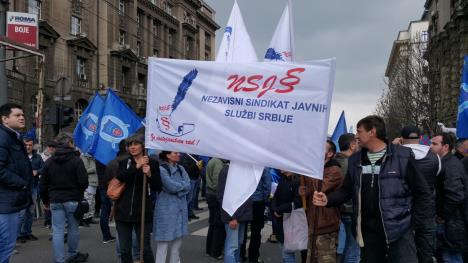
[0,103,33,262]
[313,115,432,262]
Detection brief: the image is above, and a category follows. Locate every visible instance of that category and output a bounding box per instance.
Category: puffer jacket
[327,144,432,244]
[305,159,343,236]
[0,124,33,213]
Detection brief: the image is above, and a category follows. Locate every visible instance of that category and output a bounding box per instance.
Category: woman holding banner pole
[114,135,161,263]
[154,151,191,263]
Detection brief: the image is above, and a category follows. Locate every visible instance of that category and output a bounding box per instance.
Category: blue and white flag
[264,0,294,62]
[73,92,105,154]
[457,55,468,139]
[331,111,348,151]
[94,89,142,164]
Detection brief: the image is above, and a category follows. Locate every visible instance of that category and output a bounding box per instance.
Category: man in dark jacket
[0,103,32,262]
[394,125,440,263]
[313,115,432,263]
[17,137,44,242]
[40,133,89,263]
[218,163,253,263]
[430,132,466,262]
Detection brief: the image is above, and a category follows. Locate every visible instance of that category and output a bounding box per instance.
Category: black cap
[401,125,421,139]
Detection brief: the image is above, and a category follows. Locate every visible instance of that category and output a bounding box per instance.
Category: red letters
[226,67,305,98]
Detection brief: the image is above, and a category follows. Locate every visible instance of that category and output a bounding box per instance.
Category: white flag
[264,0,294,62]
[216,0,257,63]
[216,0,262,216]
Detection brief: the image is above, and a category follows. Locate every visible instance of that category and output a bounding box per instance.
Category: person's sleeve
[37,155,45,175]
[159,165,191,194]
[39,160,50,204]
[406,156,433,224]
[439,159,465,220]
[326,167,353,207]
[149,159,162,192]
[0,142,27,189]
[262,169,272,201]
[76,159,89,192]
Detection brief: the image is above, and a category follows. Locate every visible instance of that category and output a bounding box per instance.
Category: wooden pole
[300,176,306,210]
[139,151,148,263]
[309,181,323,263]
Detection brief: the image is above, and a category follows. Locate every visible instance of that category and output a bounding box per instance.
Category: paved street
[11,201,284,263]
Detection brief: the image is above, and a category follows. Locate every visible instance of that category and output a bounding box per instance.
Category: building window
[205,52,210,60]
[168,31,175,47]
[137,10,144,27]
[74,100,87,121]
[76,57,86,79]
[122,66,129,89]
[420,31,428,42]
[71,16,81,36]
[137,41,141,57]
[163,2,173,15]
[118,0,125,15]
[119,30,126,46]
[28,0,41,19]
[153,49,159,57]
[153,19,160,37]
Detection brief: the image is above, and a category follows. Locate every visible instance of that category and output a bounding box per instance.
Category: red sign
[6,12,38,49]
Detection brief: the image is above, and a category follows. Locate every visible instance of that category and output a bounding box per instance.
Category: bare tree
[376,38,449,138]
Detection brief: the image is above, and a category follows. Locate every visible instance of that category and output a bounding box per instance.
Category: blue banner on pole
[73,92,105,154]
[93,89,142,165]
[457,56,468,139]
[331,111,348,151]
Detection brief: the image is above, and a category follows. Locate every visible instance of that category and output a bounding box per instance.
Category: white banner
[146,58,336,179]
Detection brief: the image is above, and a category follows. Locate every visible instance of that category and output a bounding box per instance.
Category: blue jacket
[29,151,44,186]
[327,144,432,243]
[0,124,33,213]
[153,163,191,241]
[251,168,272,202]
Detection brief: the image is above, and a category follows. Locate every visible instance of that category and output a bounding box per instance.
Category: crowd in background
[1,102,468,263]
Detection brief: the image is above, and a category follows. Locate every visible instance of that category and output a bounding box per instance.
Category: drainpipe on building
[0,1,9,105]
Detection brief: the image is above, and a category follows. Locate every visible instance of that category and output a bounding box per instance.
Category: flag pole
[139,149,148,263]
[288,0,295,61]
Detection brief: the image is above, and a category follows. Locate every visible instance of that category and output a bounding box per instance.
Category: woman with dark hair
[154,151,191,263]
[114,135,161,263]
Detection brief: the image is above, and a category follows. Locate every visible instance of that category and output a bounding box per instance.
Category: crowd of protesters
[1,102,468,263]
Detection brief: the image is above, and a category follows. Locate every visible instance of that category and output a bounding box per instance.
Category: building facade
[5,0,219,138]
[425,0,468,126]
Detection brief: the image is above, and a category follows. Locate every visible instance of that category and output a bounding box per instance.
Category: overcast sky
[204,0,427,133]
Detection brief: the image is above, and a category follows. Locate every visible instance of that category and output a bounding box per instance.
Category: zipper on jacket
[377,153,389,245]
[371,165,375,188]
[127,159,136,217]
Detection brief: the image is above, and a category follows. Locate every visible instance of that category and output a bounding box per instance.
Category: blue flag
[331,111,348,151]
[93,89,142,165]
[457,56,468,139]
[73,92,105,154]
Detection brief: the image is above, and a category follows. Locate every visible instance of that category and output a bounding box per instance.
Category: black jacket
[0,124,33,213]
[114,157,161,223]
[179,153,200,180]
[40,146,88,204]
[436,154,465,221]
[327,144,432,243]
[436,154,467,250]
[217,164,253,223]
[271,174,302,243]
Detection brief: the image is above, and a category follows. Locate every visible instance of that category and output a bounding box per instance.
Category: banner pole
[139,149,148,263]
[288,0,295,61]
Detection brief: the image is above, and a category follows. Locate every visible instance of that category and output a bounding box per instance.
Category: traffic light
[60,106,74,128]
